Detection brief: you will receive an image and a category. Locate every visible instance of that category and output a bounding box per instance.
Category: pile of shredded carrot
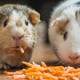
[5,62,80,80]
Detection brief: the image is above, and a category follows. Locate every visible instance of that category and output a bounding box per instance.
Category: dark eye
[63,31,68,40]
[25,20,28,25]
[3,19,8,27]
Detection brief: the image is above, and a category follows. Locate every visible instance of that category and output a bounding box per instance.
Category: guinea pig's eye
[25,20,28,26]
[3,19,8,27]
[63,31,68,40]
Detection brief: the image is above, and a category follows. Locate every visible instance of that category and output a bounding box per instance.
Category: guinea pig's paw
[0,63,3,69]
[3,63,11,69]
[0,63,11,69]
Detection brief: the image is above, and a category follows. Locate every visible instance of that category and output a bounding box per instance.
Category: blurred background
[0,0,62,23]
[0,0,58,11]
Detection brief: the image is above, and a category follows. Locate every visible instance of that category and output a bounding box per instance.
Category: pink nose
[69,54,79,60]
[12,35,24,40]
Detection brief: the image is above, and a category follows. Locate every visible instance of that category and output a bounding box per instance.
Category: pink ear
[50,15,69,33]
[28,8,41,25]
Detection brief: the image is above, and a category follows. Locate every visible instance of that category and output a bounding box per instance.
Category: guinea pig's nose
[12,35,24,40]
[69,54,79,60]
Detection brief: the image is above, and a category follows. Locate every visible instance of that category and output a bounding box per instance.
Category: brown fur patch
[53,16,69,34]
[29,12,40,25]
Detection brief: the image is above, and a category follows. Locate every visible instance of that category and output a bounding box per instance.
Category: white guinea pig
[49,0,80,66]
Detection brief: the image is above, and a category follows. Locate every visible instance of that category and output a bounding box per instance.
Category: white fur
[50,0,80,20]
[30,22,59,63]
[8,10,35,48]
[49,0,80,65]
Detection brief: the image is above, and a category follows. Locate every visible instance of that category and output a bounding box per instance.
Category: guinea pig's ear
[27,8,41,25]
[50,15,69,34]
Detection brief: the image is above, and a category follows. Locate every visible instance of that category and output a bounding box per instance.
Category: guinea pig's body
[30,22,59,65]
[0,4,40,69]
[0,4,58,69]
[0,4,42,69]
[49,0,80,66]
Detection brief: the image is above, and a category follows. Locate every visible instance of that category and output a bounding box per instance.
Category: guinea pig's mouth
[56,54,80,67]
[5,46,32,54]
[61,61,80,67]
[58,58,80,67]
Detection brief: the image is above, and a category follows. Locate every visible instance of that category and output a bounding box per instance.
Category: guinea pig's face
[0,8,40,68]
[49,7,80,66]
[0,10,34,51]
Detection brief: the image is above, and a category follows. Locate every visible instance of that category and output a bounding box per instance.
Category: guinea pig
[0,4,59,69]
[49,0,80,66]
[0,4,41,69]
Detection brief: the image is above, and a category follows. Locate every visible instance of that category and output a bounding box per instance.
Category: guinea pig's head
[0,4,40,68]
[49,6,80,66]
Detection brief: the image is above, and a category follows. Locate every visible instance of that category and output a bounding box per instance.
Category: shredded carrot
[5,62,80,80]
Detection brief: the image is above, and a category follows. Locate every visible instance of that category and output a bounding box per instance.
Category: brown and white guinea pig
[0,4,41,69]
[0,4,58,69]
[49,0,80,66]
